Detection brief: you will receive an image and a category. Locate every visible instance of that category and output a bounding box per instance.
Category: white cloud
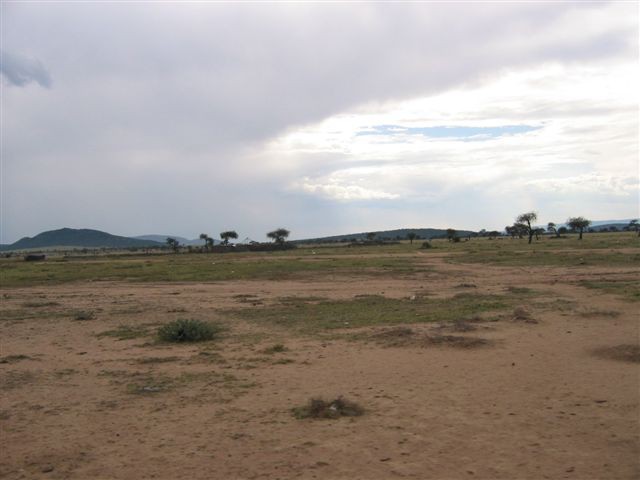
[270,60,638,214]
[297,177,399,201]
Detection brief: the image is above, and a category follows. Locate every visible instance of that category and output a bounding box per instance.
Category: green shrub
[420,241,432,249]
[157,319,222,343]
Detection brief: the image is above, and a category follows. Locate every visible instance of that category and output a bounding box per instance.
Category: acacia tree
[533,227,545,240]
[199,233,210,252]
[505,225,516,238]
[220,230,238,245]
[506,223,526,239]
[365,232,377,242]
[166,237,180,253]
[629,219,639,237]
[267,228,290,245]
[406,232,417,244]
[516,212,538,244]
[547,222,560,238]
[446,228,457,242]
[567,217,591,240]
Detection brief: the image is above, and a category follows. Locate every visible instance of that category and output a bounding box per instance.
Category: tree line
[423,216,638,245]
[165,228,290,252]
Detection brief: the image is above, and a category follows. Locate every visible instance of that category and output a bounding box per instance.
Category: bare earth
[1,254,638,479]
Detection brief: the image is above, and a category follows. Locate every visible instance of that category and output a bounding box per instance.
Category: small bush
[420,241,432,249]
[293,396,364,419]
[158,319,222,343]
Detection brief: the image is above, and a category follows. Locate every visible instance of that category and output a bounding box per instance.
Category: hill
[0,228,164,251]
[296,227,476,244]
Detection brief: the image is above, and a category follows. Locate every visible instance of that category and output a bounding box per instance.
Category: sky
[1,2,638,243]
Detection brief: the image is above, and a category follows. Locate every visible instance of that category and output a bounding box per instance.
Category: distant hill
[296,227,476,244]
[0,228,164,251]
[133,234,218,246]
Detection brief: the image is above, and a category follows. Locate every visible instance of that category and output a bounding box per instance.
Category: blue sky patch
[356,124,541,140]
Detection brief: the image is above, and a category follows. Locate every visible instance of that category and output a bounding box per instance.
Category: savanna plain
[1,233,638,479]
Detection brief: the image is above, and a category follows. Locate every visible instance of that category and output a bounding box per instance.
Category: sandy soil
[1,255,638,479]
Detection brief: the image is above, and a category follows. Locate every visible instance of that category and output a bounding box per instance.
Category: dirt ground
[1,253,638,479]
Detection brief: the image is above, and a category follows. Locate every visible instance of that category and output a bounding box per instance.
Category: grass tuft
[293,396,364,419]
[158,319,223,343]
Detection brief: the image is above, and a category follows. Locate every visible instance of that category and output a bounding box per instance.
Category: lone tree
[446,228,457,242]
[628,219,639,237]
[567,217,591,240]
[267,228,290,245]
[516,212,538,244]
[166,237,180,253]
[406,232,417,244]
[547,222,560,238]
[199,233,210,252]
[365,232,377,242]
[220,230,238,245]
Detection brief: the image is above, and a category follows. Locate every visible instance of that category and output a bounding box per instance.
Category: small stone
[41,465,54,473]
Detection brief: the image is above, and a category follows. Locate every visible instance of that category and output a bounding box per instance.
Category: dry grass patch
[97,325,150,340]
[0,370,37,390]
[22,300,60,308]
[579,308,621,318]
[228,293,516,334]
[73,310,95,321]
[261,343,288,354]
[592,344,640,363]
[0,354,33,364]
[369,326,491,349]
[135,356,181,365]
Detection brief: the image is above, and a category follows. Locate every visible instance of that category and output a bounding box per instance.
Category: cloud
[0,50,51,87]
[297,177,399,201]
[1,2,638,241]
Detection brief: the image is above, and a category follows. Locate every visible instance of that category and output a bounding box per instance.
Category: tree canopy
[516,211,538,244]
[567,217,591,239]
[220,230,238,245]
[267,228,290,244]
